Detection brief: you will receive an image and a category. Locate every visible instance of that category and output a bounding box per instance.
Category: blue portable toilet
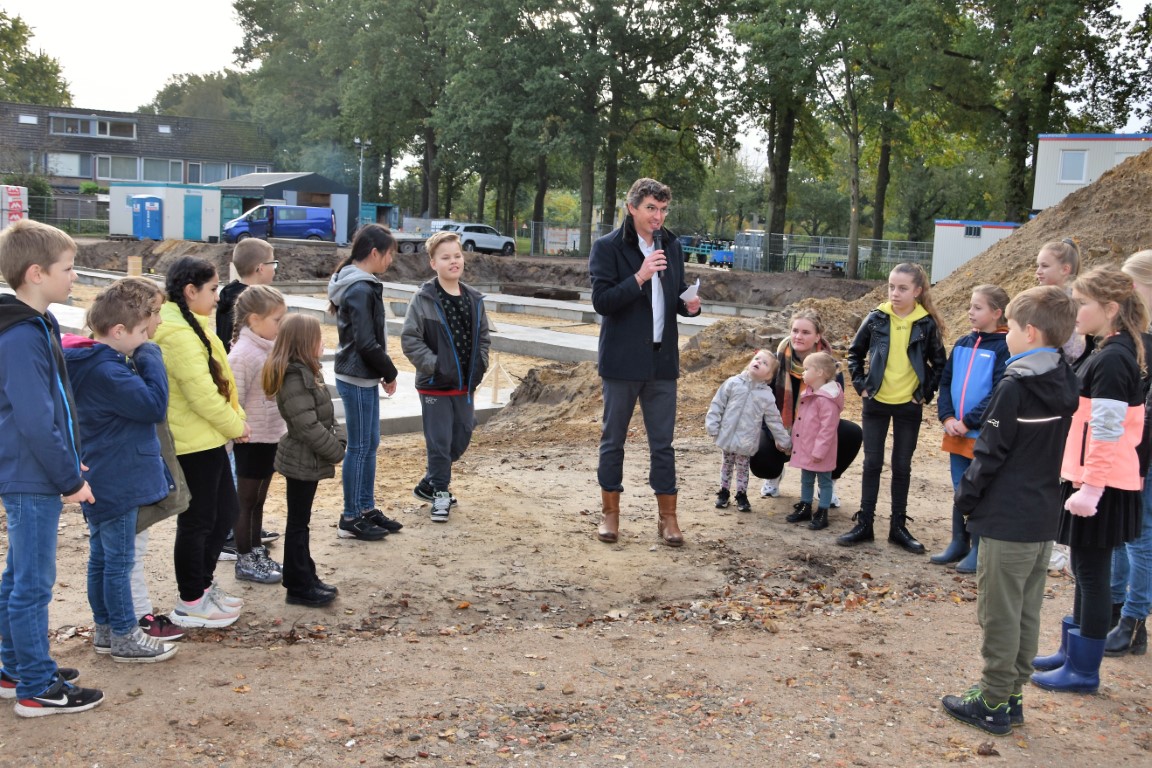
[131,195,163,240]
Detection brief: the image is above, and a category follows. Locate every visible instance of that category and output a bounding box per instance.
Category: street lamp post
[354,136,372,227]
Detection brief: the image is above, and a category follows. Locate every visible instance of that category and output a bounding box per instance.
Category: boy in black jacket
[942,286,1079,735]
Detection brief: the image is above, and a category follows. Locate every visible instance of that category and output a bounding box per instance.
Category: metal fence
[731,232,933,279]
[25,195,110,237]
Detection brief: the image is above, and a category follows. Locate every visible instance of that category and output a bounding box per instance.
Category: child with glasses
[216,238,277,353]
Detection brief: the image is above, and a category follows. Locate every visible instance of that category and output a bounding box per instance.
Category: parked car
[439,222,516,255]
[224,205,336,243]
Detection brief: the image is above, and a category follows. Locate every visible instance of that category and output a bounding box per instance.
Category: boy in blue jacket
[0,220,103,716]
[941,286,1079,735]
[63,278,179,664]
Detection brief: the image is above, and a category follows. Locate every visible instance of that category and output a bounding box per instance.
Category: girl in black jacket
[843,263,947,553]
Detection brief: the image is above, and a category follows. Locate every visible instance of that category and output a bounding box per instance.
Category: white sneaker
[829,482,841,509]
[208,581,244,609]
[170,592,239,629]
[431,491,451,523]
[760,478,780,498]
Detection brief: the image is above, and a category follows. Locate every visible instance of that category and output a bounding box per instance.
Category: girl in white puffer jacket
[706,350,791,512]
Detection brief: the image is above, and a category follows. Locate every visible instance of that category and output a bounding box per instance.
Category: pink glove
[1065,484,1104,518]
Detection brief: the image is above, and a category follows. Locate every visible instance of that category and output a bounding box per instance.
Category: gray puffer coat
[274,362,346,481]
[706,371,791,456]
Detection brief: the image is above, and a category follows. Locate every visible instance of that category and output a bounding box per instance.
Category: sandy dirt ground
[0,291,1147,767]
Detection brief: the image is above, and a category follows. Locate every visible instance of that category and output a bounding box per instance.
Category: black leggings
[859,399,922,516]
[749,419,862,481]
[174,446,238,602]
[1071,545,1114,639]
[282,478,319,593]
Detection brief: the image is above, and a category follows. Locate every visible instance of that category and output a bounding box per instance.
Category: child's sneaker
[208,581,244,609]
[1008,692,1024,727]
[139,613,185,641]
[337,514,389,540]
[218,532,238,561]
[93,623,111,654]
[414,479,457,506]
[0,667,79,700]
[14,677,103,718]
[110,627,178,663]
[236,551,281,584]
[364,508,404,532]
[941,686,1011,736]
[760,478,780,498]
[260,529,281,544]
[715,488,731,508]
[253,545,283,576]
[734,491,752,512]
[431,491,452,523]
[170,592,239,629]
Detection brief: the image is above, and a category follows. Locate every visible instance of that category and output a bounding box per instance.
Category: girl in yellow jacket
[154,257,249,629]
[1032,266,1147,694]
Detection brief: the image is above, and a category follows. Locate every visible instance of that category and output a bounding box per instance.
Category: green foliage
[78,182,108,195]
[0,12,71,105]
[139,71,253,120]
[1,172,52,219]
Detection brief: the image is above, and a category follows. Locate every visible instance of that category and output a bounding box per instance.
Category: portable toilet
[131,195,163,240]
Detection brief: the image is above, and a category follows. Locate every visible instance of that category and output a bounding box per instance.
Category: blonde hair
[87,277,162,335]
[752,348,779,378]
[1121,249,1152,289]
[803,351,838,381]
[232,238,274,277]
[1040,238,1081,279]
[891,262,946,339]
[0,219,75,290]
[425,231,461,259]
[262,314,323,397]
[1073,266,1148,373]
[790,308,825,338]
[232,284,286,346]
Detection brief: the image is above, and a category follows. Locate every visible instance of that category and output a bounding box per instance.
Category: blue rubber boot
[930,507,971,564]
[1032,616,1077,671]
[955,535,980,573]
[1030,629,1105,694]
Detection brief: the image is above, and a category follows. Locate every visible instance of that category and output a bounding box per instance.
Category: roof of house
[208,172,350,195]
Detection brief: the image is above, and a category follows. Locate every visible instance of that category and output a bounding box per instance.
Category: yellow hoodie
[875,301,928,405]
[153,301,246,455]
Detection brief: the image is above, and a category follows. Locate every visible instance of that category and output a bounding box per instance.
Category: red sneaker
[138,613,185,641]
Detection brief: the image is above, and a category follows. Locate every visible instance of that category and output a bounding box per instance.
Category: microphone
[653,230,662,279]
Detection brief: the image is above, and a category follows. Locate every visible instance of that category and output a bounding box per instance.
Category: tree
[139,71,254,120]
[0,12,71,106]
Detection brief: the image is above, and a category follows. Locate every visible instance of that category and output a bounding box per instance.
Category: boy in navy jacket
[0,220,103,716]
[942,286,1079,735]
[63,278,178,664]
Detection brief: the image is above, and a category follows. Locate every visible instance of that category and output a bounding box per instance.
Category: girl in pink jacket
[227,285,287,584]
[788,352,844,531]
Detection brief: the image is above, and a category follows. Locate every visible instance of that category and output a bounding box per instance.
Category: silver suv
[440,223,516,255]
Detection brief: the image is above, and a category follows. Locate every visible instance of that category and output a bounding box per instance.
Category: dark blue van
[223,205,336,243]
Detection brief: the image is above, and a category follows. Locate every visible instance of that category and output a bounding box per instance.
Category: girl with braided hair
[153,257,249,628]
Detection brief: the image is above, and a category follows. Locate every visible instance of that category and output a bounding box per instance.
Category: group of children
[0,219,489,717]
[705,241,1148,736]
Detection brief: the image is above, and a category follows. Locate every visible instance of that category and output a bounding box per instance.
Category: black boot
[1104,615,1148,657]
[837,510,874,546]
[929,506,970,564]
[786,501,812,523]
[808,507,829,530]
[889,513,926,555]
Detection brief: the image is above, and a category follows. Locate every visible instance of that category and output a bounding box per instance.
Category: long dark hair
[166,256,231,399]
[328,224,396,314]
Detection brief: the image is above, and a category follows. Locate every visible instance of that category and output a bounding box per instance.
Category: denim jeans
[87,510,139,635]
[130,529,152,618]
[0,493,64,699]
[949,453,973,490]
[800,469,834,508]
[337,379,380,519]
[860,399,923,516]
[1110,465,1152,619]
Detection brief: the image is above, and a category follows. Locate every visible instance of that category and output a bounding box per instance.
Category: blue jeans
[800,469,833,508]
[949,453,972,490]
[1111,466,1152,619]
[87,510,138,635]
[337,379,380,519]
[0,493,64,699]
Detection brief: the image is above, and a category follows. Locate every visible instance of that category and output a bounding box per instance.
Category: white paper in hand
[680,278,700,302]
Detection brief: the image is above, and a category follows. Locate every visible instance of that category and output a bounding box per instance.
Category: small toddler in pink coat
[786,351,844,529]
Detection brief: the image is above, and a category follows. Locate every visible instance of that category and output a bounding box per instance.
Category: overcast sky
[5,0,1149,116]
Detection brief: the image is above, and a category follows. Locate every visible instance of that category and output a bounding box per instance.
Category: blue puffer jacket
[0,297,84,497]
[63,337,170,522]
[937,329,1010,436]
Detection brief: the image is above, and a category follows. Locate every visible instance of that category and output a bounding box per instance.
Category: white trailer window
[1059,150,1087,183]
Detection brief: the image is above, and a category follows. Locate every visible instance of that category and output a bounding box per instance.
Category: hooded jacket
[955,349,1079,541]
[274,362,346,481]
[0,295,85,496]
[152,301,246,455]
[62,337,170,521]
[706,371,791,456]
[789,381,845,473]
[401,278,490,393]
[937,328,1010,434]
[327,264,398,386]
[589,215,697,381]
[228,326,287,444]
[848,302,946,405]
